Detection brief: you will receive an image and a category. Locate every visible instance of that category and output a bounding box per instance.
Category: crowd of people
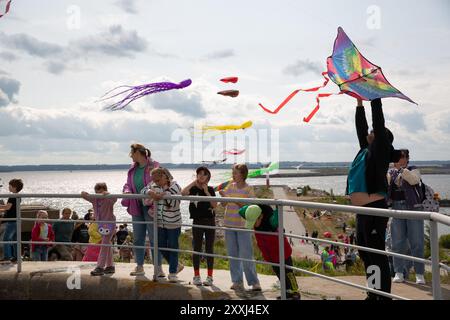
[0,144,300,298]
[0,98,436,299]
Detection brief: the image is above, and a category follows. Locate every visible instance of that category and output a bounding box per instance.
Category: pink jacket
[121,158,159,216]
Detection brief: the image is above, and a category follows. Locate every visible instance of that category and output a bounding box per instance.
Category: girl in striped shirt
[146,167,183,282]
[219,164,261,291]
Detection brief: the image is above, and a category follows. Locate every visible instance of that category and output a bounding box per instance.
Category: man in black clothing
[116,225,129,246]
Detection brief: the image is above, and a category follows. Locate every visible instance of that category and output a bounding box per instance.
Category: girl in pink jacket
[81,182,117,276]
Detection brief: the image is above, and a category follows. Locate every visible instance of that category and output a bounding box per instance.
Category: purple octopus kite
[99,79,192,111]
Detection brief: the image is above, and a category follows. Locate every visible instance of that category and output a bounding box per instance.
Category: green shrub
[348,217,356,229]
[439,234,450,249]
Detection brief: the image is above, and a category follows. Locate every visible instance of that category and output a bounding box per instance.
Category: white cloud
[114,0,139,14]
[0,25,150,74]
[203,49,235,61]
[0,77,20,107]
[1,1,449,164]
[283,59,324,77]
[73,25,147,58]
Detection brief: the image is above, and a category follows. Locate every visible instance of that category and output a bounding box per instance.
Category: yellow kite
[201,120,253,133]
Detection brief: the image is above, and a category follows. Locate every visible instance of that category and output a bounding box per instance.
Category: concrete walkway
[272,186,320,261]
[1,261,448,300]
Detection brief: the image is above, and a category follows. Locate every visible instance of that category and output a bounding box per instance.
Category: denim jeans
[391,200,425,275]
[132,205,160,267]
[32,245,48,261]
[3,222,17,260]
[158,227,181,274]
[225,229,259,286]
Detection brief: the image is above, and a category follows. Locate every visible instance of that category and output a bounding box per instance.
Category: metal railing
[0,192,449,300]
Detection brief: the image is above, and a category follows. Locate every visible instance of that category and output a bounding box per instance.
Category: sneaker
[104,266,115,274]
[176,263,184,274]
[130,266,145,276]
[193,276,202,286]
[230,282,245,291]
[203,276,213,286]
[90,267,105,276]
[393,272,404,283]
[415,274,426,285]
[364,293,379,300]
[168,273,178,283]
[277,292,301,300]
[251,283,262,291]
[287,291,301,300]
[155,267,166,278]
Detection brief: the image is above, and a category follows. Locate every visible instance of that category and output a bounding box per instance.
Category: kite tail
[0,0,11,18]
[303,92,342,123]
[103,85,164,110]
[258,72,330,114]
[259,90,300,114]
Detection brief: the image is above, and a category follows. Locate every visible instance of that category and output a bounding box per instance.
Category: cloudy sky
[0,0,449,165]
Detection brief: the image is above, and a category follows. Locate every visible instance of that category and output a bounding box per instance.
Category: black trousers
[356,199,392,300]
[192,218,216,270]
[271,256,299,294]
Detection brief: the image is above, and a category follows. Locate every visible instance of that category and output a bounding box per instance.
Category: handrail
[0,192,448,300]
[14,217,443,267]
[3,193,448,224]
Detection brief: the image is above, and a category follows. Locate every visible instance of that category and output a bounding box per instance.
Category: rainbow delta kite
[259,27,417,122]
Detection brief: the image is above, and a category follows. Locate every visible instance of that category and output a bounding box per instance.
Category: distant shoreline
[1,162,450,175]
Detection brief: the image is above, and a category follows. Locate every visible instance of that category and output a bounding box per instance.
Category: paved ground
[1,261,448,300]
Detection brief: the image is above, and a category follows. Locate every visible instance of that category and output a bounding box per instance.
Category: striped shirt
[152,181,182,229]
[222,182,255,228]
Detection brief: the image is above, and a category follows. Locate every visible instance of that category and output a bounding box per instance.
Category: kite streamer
[247,162,279,178]
[99,79,192,111]
[220,77,238,83]
[217,90,239,98]
[0,0,11,19]
[201,120,252,133]
[258,72,331,115]
[223,149,246,155]
[215,162,279,191]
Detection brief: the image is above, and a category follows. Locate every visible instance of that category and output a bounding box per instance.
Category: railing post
[152,200,159,281]
[430,220,442,300]
[277,205,287,300]
[16,196,22,273]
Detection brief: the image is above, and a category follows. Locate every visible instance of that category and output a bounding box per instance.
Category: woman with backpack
[387,149,425,285]
[346,98,401,300]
